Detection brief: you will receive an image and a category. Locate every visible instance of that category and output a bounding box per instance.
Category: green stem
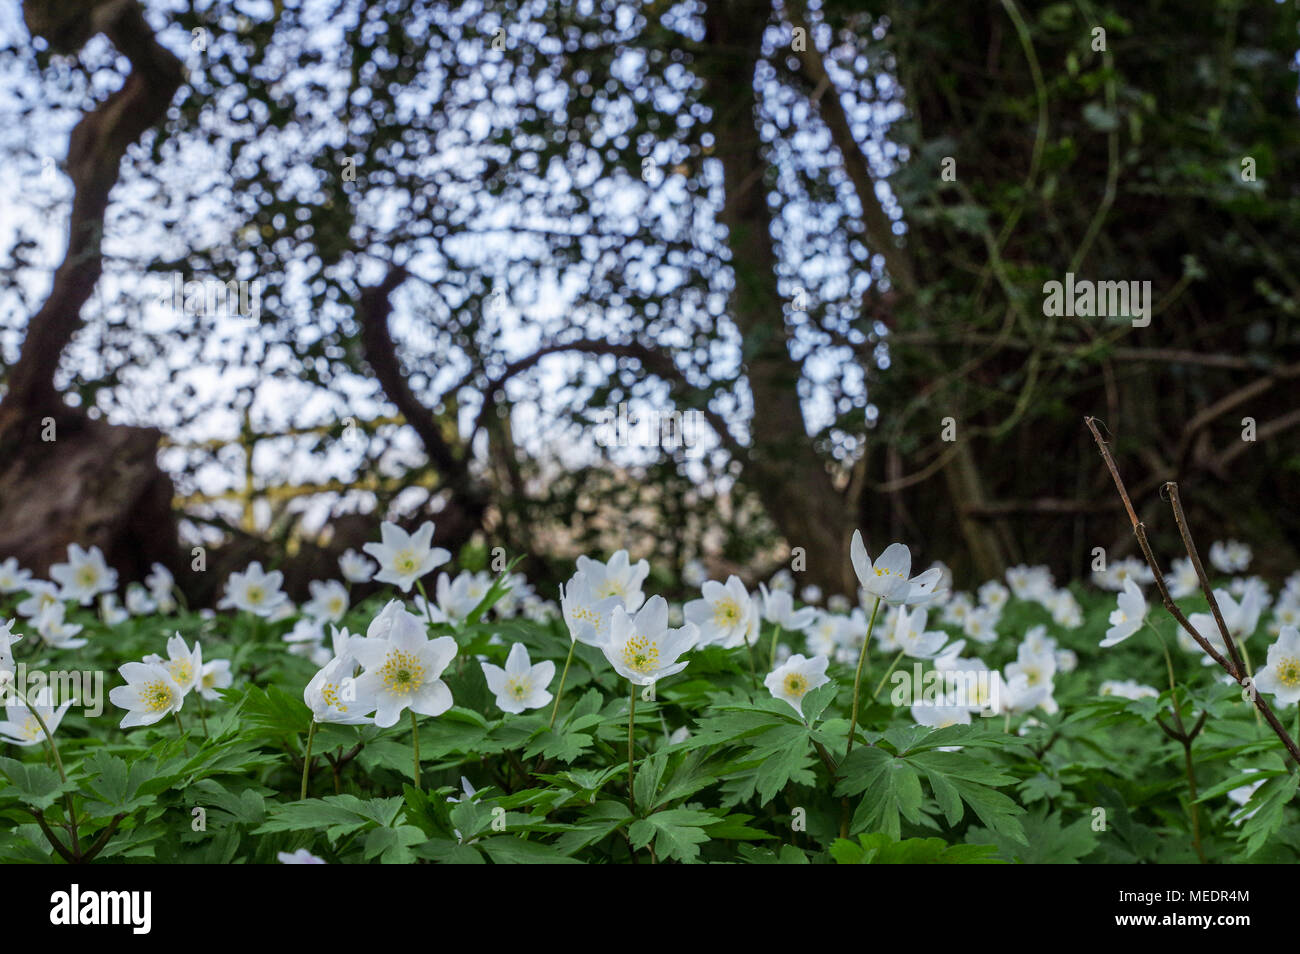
[301,719,317,800]
[10,684,66,783]
[415,578,437,628]
[768,624,783,671]
[410,709,421,788]
[845,596,882,758]
[549,639,577,730]
[627,684,637,815]
[871,648,907,702]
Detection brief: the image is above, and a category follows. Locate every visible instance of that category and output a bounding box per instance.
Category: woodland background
[0,0,1297,602]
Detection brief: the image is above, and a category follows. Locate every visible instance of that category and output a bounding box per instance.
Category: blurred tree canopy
[1,0,1298,597]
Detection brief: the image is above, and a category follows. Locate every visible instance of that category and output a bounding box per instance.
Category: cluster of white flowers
[0,548,181,651]
[110,633,231,729]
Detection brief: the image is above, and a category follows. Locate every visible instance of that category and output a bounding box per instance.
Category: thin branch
[1084,416,1300,767]
[1164,482,1245,678]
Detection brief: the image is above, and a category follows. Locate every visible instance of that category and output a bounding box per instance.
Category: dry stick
[1084,417,1300,767]
[1164,482,1247,679]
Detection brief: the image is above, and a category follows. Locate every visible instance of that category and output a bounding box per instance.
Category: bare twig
[1164,482,1246,678]
[1084,417,1300,767]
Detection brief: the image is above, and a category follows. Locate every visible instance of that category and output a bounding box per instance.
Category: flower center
[380,650,426,695]
[246,586,264,604]
[621,635,660,673]
[783,673,808,697]
[395,550,418,573]
[76,566,98,588]
[507,677,531,699]
[167,659,194,686]
[712,599,739,627]
[143,680,177,713]
[1278,656,1300,689]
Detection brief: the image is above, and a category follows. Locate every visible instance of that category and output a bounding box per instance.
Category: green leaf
[629,808,716,863]
[0,758,74,812]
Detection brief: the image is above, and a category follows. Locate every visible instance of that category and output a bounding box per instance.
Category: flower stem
[301,719,317,800]
[549,639,577,730]
[871,648,907,702]
[627,684,638,815]
[12,685,66,783]
[410,709,421,789]
[845,596,882,758]
[415,578,437,628]
[768,624,784,671]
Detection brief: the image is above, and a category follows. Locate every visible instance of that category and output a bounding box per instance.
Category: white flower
[219,562,290,618]
[1270,599,1300,638]
[304,580,349,623]
[910,703,972,729]
[682,559,708,588]
[1005,564,1054,602]
[977,581,1009,611]
[35,604,86,650]
[49,544,117,606]
[800,584,823,605]
[1101,578,1146,647]
[1005,652,1056,700]
[481,643,555,714]
[600,596,697,686]
[110,661,184,728]
[15,582,61,621]
[892,607,948,659]
[767,568,795,593]
[805,611,844,658]
[1210,540,1251,575]
[961,606,999,644]
[1094,556,1154,592]
[99,594,129,626]
[0,689,72,747]
[1253,626,1300,706]
[144,563,177,613]
[0,558,32,594]
[1046,589,1084,629]
[416,571,489,626]
[278,849,326,864]
[764,653,829,717]
[1020,625,1057,658]
[826,594,851,614]
[850,531,943,605]
[339,548,376,584]
[1186,588,1264,664]
[125,583,156,615]
[575,550,650,611]
[685,576,759,649]
[1054,648,1078,673]
[0,619,21,674]
[991,671,1052,716]
[350,601,457,727]
[559,571,624,646]
[362,521,451,593]
[757,583,817,633]
[940,592,974,626]
[155,634,203,696]
[284,617,329,665]
[305,654,368,725]
[1167,557,1200,599]
[197,659,233,701]
[1099,679,1159,700]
